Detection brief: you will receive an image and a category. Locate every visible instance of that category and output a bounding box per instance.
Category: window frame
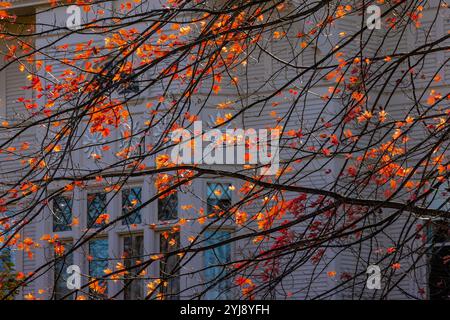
[121,186,143,226]
[157,191,179,222]
[51,194,74,233]
[205,180,235,222]
[156,228,181,300]
[201,228,235,300]
[52,239,74,300]
[87,236,109,299]
[426,183,450,299]
[426,218,450,300]
[86,191,109,230]
[120,232,145,300]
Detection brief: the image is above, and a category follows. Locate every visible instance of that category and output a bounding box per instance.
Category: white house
[0,0,448,300]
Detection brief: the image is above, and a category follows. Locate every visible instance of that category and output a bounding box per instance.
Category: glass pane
[123,234,144,300]
[87,193,107,229]
[89,238,108,298]
[158,192,178,221]
[0,248,14,272]
[203,230,232,299]
[160,232,180,300]
[429,246,450,300]
[122,187,142,225]
[54,242,73,300]
[53,196,72,232]
[0,248,16,300]
[0,213,16,273]
[432,221,450,244]
[0,212,18,299]
[207,183,232,216]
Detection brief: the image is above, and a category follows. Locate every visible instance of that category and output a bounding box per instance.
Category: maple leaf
[391,263,401,270]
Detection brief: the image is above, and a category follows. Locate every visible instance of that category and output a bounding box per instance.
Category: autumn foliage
[0,0,449,300]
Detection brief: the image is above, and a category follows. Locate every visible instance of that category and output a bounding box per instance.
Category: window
[53,196,73,232]
[160,232,180,300]
[0,213,16,273]
[89,238,108,298]
[53,242,73,300]
[429,220,450,300]
[158,192,178,221]
[0,246,16,300]
[207,183,232,216]
[122,187,142,225]
[203,230,232,299]
[87,193,107,229]
[118,76,140,95]
[0,247,14,273]
[122,234,144,300]
[428,185,450,300]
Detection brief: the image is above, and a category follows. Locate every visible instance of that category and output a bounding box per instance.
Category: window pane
[0,213,16,273]
[89,238,108,298]
[429,246,450,300]
[87,193,107,229]
[53,242,73,300]
[432,221,450,244]
[158,192,178,221]
[0,247,16,300]
[0,248,14,272]
[207,183,232,216]
[53,196,72,232]
[429,220,450,300]
[123,234,144,300]
[122,188,142,225]
[203,230,232,299]
[160,232,180,300]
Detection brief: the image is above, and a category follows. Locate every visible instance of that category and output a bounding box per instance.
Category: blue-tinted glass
[207,183,232,215]
[87,193,107,228]
[158,192,178,221]
[89,238,108,298]
[53,196,72,232]
[122,188,142,225]
[203,231,232,299]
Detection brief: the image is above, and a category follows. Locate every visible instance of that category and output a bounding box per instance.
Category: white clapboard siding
[408,21,440,88]
[270,29,301,89]
[5,63,28,119]
[0,128,37,183]
[444,15,450,82]
[335,13,359,57]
